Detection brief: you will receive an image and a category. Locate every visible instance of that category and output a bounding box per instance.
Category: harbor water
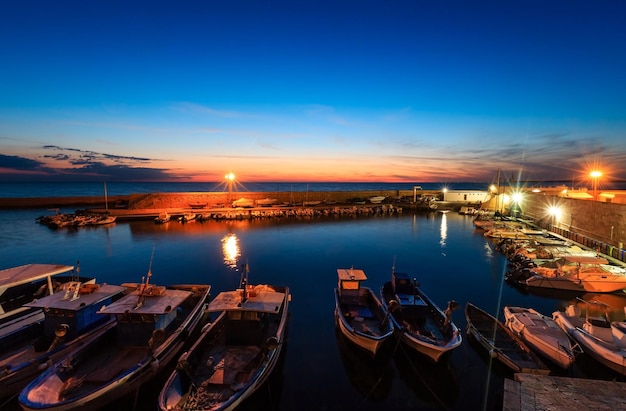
[1,207,625,410]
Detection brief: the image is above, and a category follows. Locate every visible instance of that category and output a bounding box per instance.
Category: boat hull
[19,285,211,411]
[380,281,461,362]
[503,306,575,369]
[553,309,626,376]
[465,303,550,375]
[525,275,626,293]
[158,285,290,411]
[334,287,393,356]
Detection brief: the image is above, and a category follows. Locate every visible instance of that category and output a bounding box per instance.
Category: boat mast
[136,246,155,309]
[104,181,109,214]
[496,168,501,214]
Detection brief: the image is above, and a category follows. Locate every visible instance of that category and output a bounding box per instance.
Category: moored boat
[232,198,254,208]
[368,196,386,204]
[334,268,394,356]
[158,265,290,411]
[524,255,626,293]
[19,272,211,411]
[155,212,171,224]
[178,213,197,223]
[0,263,94,342]
[465,302,550,375]
[380,269,461,362]
[0,282,127,398]
[553,299,626,376]
[256,198,277,207]
[503,305,577,369]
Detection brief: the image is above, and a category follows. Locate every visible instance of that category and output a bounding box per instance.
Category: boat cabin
[337,268,367,305]
[25,283,126,341]
[392,271,427,306]
[0,264,76,321]
[207,285,286,345]
[98,287,192,346]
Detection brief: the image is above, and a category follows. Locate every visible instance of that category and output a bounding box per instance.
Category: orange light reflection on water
[221,233,241,269]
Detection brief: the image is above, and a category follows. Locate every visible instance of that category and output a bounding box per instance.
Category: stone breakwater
[199,204,403,220]
[0,189,436,210]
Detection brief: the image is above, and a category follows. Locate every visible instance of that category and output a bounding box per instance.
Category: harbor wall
[521,194,626,259]
[126,190,433,209]
[3,190,625,257]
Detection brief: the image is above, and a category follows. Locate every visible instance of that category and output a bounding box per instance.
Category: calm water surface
[1,209,625,411]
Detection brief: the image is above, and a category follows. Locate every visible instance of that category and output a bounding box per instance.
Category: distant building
[442,190,490,203]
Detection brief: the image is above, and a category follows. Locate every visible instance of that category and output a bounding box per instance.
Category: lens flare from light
[221,233,241,268]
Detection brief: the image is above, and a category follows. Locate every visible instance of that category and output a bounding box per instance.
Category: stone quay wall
[521,194,626,259]
[4,189,624,259]
[128,190,432,209]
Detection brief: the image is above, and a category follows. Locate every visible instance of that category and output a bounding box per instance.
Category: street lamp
[225,172,235,204]
[590,170,602,201]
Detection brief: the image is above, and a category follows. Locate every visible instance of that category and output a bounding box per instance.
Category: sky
[1,1,625,185]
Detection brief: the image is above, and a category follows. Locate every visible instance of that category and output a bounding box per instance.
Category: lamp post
[590,170,602,201]
[225,172,235,205]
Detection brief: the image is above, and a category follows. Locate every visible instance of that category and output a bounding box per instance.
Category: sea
[2,182,626,411]
[2,179,624,199]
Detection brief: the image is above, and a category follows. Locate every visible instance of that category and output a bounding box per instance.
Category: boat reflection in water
[335,327,394,403]
[393,346,460,409]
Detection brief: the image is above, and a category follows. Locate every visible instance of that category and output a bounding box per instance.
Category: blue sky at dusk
[1,1,625,185]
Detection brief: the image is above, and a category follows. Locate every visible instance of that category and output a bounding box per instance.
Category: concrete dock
[503,373,626,411]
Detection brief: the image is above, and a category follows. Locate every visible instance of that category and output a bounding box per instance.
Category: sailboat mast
[104,181,109,213]
[496,168,501,213]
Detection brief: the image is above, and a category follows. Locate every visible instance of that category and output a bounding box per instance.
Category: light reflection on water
[1,209,625,410]
[221,233,241,268]
[439,211,448,249]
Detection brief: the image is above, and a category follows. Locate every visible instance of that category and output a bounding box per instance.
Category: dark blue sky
[1,1,624,184]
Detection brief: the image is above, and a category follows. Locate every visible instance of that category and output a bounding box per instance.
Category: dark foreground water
[1,208,625,411]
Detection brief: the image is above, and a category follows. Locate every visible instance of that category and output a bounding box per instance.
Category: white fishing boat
[232,198,255,208]
[334,268,394,356]
[256,198,277,206]
[503,305,577,369]
[158,265,290,411]
[0,282,127,398]
[553,299,626,376]
[368,196,386,204]
[524,255,626,293]
[380,269,462,362]
[19,269,211,411]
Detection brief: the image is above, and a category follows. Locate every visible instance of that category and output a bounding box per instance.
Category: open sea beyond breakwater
[2,205,625,410]
[3,180,625,199]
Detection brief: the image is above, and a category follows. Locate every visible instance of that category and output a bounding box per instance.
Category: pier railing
[528,214,626,264]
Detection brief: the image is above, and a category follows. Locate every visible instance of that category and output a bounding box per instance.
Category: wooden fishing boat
[334,268,394,356]
[19,271,211,411]
[553,299,626,375]
[158,266,290,411]
[380,269,461,362]
[0,263,94,342]
[465,302,550,375]
[503,305,577,369]
[0,282,126,398]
